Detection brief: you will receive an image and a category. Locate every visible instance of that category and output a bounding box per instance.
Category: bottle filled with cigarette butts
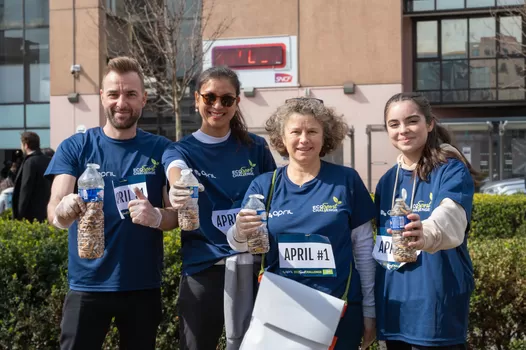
[77,163,105,259]
[179,169,200,231]
[390,198,417,263]
[244,194,270,254]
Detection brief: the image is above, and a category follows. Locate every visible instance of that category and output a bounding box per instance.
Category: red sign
[275,73,293,83]
[212,44,286,70]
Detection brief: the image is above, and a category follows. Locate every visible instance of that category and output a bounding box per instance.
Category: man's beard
[105,108,141,130]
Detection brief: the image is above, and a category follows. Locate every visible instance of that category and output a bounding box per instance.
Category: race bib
[112,175,148,219]
[212,208,241,234]
[278,233,336,277]
[373,228,422,270]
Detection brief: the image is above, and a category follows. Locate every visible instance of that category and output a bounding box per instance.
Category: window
[406,0,525,12]
[414,15,526,104]
[0,0,49,149]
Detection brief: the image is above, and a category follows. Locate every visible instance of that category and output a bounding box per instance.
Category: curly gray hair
[265,98,348,157]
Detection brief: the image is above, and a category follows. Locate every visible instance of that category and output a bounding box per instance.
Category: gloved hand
[128,187,162,228]
[234,209,263,242]
[54,193,86,229]
[169,180,205,209]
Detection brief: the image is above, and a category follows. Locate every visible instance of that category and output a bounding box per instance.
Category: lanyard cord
[391,163,418,210]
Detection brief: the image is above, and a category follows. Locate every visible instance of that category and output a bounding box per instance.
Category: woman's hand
[362,317,376,349]
[235,209,263,241]
[403,213,424,250]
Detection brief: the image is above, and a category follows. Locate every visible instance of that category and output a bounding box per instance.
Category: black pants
[178,265,225,350]
[386,340,467,350]
[60,289,162,350]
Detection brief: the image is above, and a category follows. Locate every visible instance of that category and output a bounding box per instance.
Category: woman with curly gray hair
[227,98,376,349]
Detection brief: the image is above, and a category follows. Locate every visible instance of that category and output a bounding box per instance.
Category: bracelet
[232,226,247,244]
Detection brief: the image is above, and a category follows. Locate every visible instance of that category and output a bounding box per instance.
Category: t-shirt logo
[232,159,256,178]
[268,209,294,218]
[312,196,342,213]
[412,192,433,213]
[132,158,160,176]
[193,169,217,178]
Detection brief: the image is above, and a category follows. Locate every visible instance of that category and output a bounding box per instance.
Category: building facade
[0,0,50,168]
[2,0,525,189]
[203,0,526,189]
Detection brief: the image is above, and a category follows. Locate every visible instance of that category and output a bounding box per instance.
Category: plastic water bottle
[390,198,417,263]
[179,169,200,231]
[244,194,269,254]
[77,163,105,259]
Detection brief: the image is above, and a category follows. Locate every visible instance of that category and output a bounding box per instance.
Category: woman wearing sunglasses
[162,66,276,350]
[228,98,376,349]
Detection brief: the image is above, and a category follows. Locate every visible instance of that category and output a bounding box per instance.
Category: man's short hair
[102,56,145,90]
[20,131,40,151]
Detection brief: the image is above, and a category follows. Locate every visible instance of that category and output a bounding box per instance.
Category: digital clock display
[211,44,286,69]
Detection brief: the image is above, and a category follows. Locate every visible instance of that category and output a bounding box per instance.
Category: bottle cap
[87,163,100,170]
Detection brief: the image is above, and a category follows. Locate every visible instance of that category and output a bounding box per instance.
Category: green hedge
[0,194,525,349]
[471,193,526,239]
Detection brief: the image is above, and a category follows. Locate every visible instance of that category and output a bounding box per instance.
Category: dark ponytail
[196,66,253,145]
[384,92,480,184]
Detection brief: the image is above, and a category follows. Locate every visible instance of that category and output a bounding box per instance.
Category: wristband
[233,225,247,243]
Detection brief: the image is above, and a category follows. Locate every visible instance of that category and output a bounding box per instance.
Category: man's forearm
[48,198,73,228]
[47,198,59,223]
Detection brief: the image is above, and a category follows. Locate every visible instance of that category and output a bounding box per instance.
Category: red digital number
[212,44,286,69]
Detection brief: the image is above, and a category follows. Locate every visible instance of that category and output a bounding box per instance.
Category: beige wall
[50,0,105,147]
[202,0,298,38]
[203,0,403,87]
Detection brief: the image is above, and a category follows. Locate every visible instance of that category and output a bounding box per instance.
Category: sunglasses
[199,93,238,107]
[285,97,324,104]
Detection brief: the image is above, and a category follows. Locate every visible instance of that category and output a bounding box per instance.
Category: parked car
[480,177,526,195]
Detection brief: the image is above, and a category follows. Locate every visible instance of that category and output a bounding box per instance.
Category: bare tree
[102,0,230,140]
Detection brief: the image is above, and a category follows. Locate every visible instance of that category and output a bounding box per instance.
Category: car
[480,177,526,195]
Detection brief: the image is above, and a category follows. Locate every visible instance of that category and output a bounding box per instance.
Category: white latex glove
[128,187,162,228]
[362,317,376,349]
[234,209,263,242]
[54,193,86,229]
[169,181,204,209]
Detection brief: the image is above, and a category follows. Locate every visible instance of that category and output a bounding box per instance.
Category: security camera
[70,64,81,74]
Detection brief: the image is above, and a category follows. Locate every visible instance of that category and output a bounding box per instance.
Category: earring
[195,108,198,112]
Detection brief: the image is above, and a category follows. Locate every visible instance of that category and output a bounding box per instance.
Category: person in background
[42,147,55,158]
[0,177,14,215]
[46,56,177,350]
[374,92,477,350]
[12,131,51,222]
[162,66,276,350]
[229,98,376,350]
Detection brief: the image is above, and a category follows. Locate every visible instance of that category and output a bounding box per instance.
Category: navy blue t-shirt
[45,127,172,291]
[243,161,375,301]
[162,132,276,275]
[374,158,475,346]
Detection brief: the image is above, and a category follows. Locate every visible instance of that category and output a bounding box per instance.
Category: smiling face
[195,78,239,137]
[385,100,434,162]
[100,70,146,130]
[282,113,324,165]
